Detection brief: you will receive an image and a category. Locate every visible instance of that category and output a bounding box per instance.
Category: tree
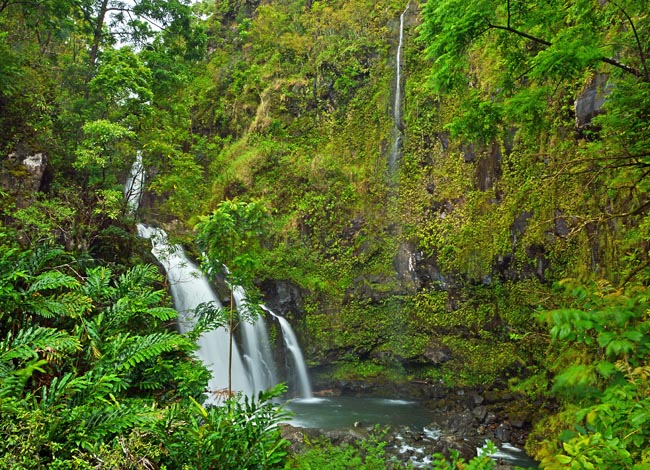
[532,280,650,468]
[419,0,650,93]
[196,198,270,397]
[79,0,197,67]
[74,119,136,187]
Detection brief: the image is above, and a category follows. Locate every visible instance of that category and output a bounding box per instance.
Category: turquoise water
[284,396,538,468]
[284,396,435,429]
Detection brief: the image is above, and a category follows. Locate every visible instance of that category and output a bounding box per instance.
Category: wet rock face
[259,279,305,320]
[394,241,420,291]
[575,73,609,129]
[20,153,47,192]
[423,339,452,365]
[476,142,502,192]
[1,151,48,190]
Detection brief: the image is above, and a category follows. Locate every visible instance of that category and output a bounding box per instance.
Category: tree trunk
[89,0,110,67]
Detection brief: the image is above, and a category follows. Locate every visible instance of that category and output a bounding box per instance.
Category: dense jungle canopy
[0,0,649,468]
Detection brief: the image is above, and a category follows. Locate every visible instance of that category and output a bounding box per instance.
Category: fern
[74,401,158,452]
[116,264,161,298]
[0,358,47,400]
[146,306,178,321]
[81,266,114,301]
[0,327,80,363]
[27,270,79,293]
[39,372,79,409]
[0,327,81,400]
[25,245,67,275]
[116,332,190,371]
[26,291,93,319]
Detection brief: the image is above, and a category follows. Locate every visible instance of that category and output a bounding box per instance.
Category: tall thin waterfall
[388,3,409,175]
[125,157,312,401]
[277,315,313,398]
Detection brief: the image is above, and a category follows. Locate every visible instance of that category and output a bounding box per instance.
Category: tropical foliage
[2,0,650,467]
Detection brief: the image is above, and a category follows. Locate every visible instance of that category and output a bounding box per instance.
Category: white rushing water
[137,224,254,402]
[124,151,144,212]
[275,313,313,398]
[263,307,313,398]
[233,286,278,395]
[125,157,313,402]
[388,3,410,174]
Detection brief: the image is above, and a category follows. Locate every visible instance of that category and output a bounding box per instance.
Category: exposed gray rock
[423,340,452,365]
[554,209,570,238]
[575,73,610,128]
[260,280,305,319]
[477,142,502,191]
[495,423,511,442]
[1,150,48,209]
[394,240,420,291]
[472,405,488,422]
[21,152,47,192]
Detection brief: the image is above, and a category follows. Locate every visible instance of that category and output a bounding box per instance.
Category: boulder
[423,340,453,365]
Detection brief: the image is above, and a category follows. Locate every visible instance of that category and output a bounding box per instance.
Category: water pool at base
[284,396,435,429]
[283,396,538,468]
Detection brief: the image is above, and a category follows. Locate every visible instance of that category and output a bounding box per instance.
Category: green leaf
[595,361,617,378]
[27,270,79,293]
[605,339,635,357]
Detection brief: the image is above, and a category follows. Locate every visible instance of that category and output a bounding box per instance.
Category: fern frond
[65,372,129,407]
[0,358,47,399]
[0,327,80,363]
[145,306,177,321]
[26,291,93,318]
[116,332,191,371]
[27,270,79,293]
[77,401,158,451]
[116,264,161,297]
[82,266,114,301]
[26,245,66,275]
[39,372,78,408]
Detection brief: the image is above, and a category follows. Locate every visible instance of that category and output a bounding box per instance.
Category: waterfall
[124,151,144,212]
[265,307,313,398]
[233,286,278,395]
[388,3,409,175]
[125,157,312,401]
[137,224,254,402]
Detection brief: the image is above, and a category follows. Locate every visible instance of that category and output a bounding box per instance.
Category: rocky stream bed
[281,379,544,468]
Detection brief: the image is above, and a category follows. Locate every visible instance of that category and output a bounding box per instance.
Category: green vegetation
[286,434,391,470]
[2,0,650,467]
[0,241,288,469]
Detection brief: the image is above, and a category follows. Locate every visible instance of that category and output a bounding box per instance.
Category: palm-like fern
[0,241,264,469]
[0,326,80,400]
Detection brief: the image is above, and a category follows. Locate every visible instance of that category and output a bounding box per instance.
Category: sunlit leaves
[74,119,136,172]
[197,198,270,288]
[90,47,153,116]
[419,0,493,92]
[538,280,650,467]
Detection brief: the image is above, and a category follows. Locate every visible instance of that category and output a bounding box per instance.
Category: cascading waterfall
[233,286,278,395]
[264,307,313,398]
[388,3,410,176]
[125,157,312,401]
[137,224,254,402]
